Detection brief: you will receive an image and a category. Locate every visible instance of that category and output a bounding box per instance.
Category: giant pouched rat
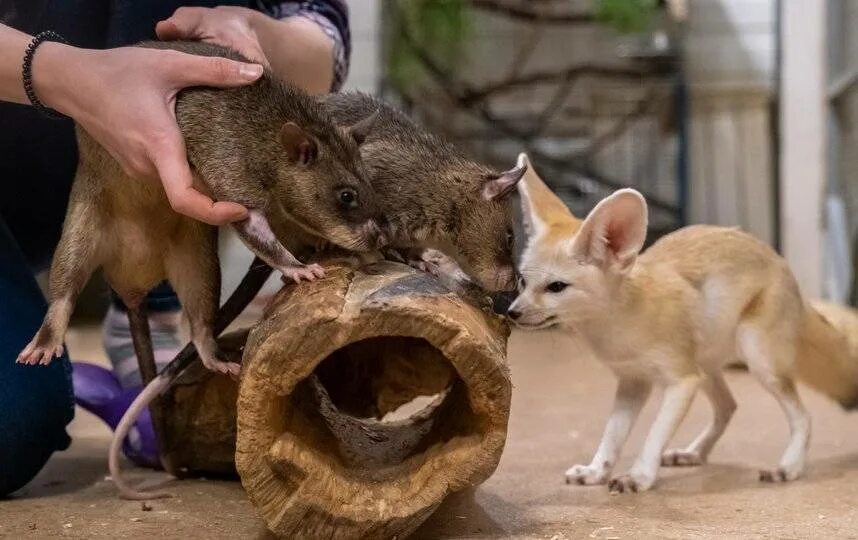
[322,92,525,292]
[16,41,385,497]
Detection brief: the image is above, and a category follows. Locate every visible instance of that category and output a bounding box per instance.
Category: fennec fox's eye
[517,275,526,290]
[505,228,514,249]
[545,281,569,293]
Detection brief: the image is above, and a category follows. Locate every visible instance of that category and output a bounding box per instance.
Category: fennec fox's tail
[797,301,858,410]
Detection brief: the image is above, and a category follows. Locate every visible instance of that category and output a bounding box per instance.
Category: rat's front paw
[608,471,655,494]
[408,258,441,276]
[565,464,609,486]
[280,264,325,283]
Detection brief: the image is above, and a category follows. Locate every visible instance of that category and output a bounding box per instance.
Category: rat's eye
[338,188,358,209]
[545,281,568,293]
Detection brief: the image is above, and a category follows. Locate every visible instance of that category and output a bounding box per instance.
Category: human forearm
[250,12,334,95]
[0,24,36,104]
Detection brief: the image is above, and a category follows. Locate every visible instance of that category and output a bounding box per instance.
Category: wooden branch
[467,0,595,24]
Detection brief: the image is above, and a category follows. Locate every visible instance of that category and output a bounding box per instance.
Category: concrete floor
[2,327,858,539]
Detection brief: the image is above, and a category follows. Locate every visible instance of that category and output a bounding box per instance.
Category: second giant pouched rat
[322,92,526,293]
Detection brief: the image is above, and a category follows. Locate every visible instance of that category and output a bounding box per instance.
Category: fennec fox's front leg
[566,379,651,485]
[18,173,103,365]
[609,375,700,493]
[233,208,324,283]
[164,222,239,376]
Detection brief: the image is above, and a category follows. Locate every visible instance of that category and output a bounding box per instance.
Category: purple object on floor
[71,361,160,469]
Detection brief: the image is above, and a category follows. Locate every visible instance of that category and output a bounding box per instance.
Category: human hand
[156,6,268,66]
[35,42,262,225]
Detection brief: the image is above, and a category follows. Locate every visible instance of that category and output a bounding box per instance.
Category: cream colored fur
[510,153,858,493]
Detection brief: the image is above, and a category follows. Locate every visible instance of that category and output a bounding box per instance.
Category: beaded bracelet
[22,31,68,119]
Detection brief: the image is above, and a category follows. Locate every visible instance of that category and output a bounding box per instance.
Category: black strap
[22,30,68,120]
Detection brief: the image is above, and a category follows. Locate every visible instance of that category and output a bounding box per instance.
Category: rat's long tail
[108,374,173,500]
[108,257,274,499]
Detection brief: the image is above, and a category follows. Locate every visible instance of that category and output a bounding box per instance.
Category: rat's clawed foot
[661,449,704,467]
[201,356,241,377]
[408,258,441,276]
[564,464,608,486]
[17,328,64,366]
[280,263,325,283]
[759,467,800,483]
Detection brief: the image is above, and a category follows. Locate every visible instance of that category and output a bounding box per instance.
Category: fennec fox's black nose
[507,309,522,320]
[493,290,518,315]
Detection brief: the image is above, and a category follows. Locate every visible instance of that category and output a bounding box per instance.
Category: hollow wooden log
[235,260,511,539]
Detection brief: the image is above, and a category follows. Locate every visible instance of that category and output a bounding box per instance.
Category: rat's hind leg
[18,184,103,365]
[164,224,238,376]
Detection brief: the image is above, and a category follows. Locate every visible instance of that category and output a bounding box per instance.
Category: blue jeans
[0,0,249,497]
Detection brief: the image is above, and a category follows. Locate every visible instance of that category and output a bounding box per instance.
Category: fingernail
[240,64,263,79]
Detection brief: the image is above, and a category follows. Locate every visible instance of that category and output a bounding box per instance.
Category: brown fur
[322,92,524,291]
[17,41,380,373]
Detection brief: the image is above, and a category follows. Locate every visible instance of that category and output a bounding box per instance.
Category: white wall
[686,0,776,89]
[685,0,778,246]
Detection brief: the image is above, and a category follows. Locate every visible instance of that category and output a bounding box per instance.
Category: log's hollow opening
[287,336,482,471]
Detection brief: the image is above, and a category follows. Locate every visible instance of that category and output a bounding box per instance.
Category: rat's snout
[360,218,388,249]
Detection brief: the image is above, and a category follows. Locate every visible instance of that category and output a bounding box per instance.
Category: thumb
[156,7,204,41]
[171,51,263,88]
[152,134,248,225]
[155,19,187,41]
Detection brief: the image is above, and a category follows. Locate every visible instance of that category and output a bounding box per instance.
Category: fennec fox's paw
[661,449,705,467]
[565,464,609,486]
[759,467,801,483]
[608,471,655,494]
[280,263,325,283]
[17,326,65,366]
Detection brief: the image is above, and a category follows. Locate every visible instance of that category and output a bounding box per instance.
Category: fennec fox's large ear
[481,158,527,201]
[572,188,648,272]
[516,153,578,238]
[280,122,318,165]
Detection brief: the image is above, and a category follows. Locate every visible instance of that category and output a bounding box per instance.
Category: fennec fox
[508,154,858,493]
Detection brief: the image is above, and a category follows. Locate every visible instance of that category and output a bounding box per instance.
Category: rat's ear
[482,154,528,201]
[571,188,648,272]
[280,122,318,165]
[346,110,380,146]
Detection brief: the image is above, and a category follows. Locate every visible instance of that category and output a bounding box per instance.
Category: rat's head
[507,161,648,331]
[271,112,385,252]
[444,155,529,292]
